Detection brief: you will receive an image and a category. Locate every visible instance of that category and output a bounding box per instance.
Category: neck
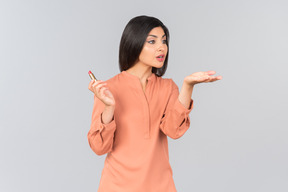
[126,66,153,83]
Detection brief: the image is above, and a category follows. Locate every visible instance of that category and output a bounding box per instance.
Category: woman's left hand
[184,71,222,86]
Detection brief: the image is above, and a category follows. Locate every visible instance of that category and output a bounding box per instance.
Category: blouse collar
[121,70,156,82]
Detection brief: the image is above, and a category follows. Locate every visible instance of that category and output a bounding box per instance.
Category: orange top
[88,70,193,192]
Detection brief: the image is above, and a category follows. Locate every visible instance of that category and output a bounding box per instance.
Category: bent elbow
[170,124,191,140]
[169,132,183,140]
[89,140,112,156]
[94,148,108,156]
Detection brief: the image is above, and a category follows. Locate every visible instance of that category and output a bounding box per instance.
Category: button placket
[141,79,151,139]
[122,71,154,139]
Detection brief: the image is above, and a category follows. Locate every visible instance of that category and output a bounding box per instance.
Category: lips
[156,54,165,58]
[156,54,165,62]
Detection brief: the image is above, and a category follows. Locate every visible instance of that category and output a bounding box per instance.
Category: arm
[159,79,194,139]
[87,95,116,155]
[160,70,222,139]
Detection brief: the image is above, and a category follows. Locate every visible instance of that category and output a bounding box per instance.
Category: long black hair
[119,15,170,77]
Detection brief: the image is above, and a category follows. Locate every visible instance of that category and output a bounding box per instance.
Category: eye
[147,40,155,44]
[162,40,167,44]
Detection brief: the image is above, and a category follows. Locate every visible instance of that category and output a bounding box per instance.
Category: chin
[156,64,164,68]
[152,63,164,68]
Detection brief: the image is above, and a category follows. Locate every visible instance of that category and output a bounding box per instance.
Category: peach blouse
[88,70,193,192]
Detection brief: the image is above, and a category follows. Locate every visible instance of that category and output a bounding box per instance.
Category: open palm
[184,71,222,86]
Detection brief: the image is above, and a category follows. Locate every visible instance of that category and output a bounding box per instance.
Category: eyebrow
[148,34,166,38]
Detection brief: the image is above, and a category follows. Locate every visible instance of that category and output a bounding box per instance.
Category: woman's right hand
[88,80,115,107]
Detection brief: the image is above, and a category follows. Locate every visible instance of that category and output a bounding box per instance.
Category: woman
[88,15,222,192]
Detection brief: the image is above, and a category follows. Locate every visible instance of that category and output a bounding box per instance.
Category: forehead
[148,27,165,36]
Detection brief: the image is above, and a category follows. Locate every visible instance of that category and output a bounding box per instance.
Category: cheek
[140,46,154,60]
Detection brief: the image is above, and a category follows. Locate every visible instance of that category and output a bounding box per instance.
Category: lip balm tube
[88,71,97,81]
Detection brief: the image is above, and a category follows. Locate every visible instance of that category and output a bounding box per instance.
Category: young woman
[88,15,222,192]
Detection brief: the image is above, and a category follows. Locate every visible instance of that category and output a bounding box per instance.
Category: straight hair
[118,15,170,77]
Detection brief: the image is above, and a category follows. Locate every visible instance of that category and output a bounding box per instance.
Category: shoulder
[99,73,121,96]
[100,73,122,86]
[156,75,178,91]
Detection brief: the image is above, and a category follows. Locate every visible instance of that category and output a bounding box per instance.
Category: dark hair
[118,15,170,77]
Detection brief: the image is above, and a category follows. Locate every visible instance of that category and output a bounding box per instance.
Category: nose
[157,42,165,51]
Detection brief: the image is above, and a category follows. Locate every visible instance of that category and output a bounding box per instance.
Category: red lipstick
[88,71,97,81]
[156,54,165,62]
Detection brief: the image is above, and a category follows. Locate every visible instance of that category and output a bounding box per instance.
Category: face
[137,27,168,68]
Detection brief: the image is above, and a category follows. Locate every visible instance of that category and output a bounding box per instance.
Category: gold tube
[89,71,97,81]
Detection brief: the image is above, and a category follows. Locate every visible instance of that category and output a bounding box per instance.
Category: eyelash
[147,40,167,44]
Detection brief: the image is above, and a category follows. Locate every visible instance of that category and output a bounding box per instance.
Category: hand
[184,71,222,86]
[88,80,115,107]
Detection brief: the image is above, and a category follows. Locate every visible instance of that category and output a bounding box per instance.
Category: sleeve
[87,94,116,155]
[159,79,194,139]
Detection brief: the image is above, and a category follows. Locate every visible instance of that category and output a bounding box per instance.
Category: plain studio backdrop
[0,0,287,191]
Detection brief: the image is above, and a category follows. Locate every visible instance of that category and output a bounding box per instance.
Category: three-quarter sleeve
[159,79,194,139]
[87,95,116,155]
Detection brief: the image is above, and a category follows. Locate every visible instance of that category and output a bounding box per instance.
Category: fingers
[95,82,107,95]
[205,75,222,82]
[88,80,108,94]
[99,83,109,96]
[203,71,222,82]
[217,76,222,80]
[199,74,221,83]
[205,71,216,75]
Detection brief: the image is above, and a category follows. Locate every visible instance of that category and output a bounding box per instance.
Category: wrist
[183,81,194,90]
[105,104,115,109]
[184,77,196,87]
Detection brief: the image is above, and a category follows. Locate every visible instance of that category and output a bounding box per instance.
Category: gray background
[1,0,287,191]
